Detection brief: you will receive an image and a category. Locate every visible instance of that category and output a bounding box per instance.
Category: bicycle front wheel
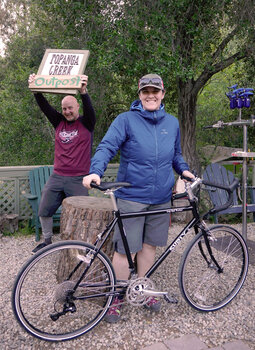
[179,225,248,312]
[12,241,116,341]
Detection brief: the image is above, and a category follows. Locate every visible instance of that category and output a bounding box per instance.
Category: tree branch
[213,50,247,72]
[211,26,239,63]
[194,48,248,94]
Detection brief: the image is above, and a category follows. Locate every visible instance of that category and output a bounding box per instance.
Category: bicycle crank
[125,277,168,306]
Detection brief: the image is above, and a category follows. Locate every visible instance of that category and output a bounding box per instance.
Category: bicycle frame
[91,192,203,281]
[69,174,239,297]
[68,175,238,298]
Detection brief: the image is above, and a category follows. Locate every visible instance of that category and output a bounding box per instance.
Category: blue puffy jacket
[90,100,189,204]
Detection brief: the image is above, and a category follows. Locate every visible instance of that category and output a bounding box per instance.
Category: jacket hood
[130,100,166,121]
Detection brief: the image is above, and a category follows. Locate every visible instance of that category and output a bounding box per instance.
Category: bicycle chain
[54,277,164,310]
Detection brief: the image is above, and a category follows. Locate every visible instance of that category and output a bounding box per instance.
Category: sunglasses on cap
[138,77,164,91]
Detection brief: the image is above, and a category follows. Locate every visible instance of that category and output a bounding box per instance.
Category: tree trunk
[57,196,114,282]
[177,79,201,175]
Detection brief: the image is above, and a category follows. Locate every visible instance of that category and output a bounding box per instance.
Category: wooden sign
[29,75,83,90]
[30,49,90,94]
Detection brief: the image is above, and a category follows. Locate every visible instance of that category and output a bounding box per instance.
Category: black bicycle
[12,176,249,342]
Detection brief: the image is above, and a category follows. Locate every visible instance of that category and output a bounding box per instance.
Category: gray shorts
[38,173,88,217]
[113,198,171,254]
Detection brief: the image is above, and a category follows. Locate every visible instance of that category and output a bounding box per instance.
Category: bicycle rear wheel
[179,225,248,312]
[12,241,116,341]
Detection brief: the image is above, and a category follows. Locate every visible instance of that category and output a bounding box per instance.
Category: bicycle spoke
[179,225,248,311]
[12,241,116,341]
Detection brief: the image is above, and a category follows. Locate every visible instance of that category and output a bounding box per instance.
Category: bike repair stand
[205,85,254,240]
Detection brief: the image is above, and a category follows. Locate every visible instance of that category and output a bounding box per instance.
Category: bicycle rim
[12,241,116,341]
[179,225,248,312]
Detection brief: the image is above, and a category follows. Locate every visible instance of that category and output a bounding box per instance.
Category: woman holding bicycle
[83,73,194,323]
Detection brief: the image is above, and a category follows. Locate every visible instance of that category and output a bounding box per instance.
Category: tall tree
[1,0,255,170]
[100,0,255,172]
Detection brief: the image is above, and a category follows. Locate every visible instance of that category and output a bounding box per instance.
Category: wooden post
[171,198,193,223]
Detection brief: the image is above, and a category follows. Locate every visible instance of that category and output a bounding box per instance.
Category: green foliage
[0,49,55,165]
[2,220,34,237]
[0,0,255,167]
[196,63,255,165]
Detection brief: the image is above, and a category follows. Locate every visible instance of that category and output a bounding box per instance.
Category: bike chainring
[125,277,155,306]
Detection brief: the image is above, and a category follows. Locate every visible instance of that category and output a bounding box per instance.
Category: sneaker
[144,297,161,312]
[104,297,123,323]
[32,241,51,254]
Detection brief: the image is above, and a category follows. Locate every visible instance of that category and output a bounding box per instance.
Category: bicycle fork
[199,222,223,273]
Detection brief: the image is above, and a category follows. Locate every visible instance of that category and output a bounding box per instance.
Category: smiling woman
[82,73,194,323]
[139,87,165,111]
[138,74,166,111]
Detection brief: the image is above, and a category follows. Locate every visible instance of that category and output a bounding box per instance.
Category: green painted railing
[0,164,119,220]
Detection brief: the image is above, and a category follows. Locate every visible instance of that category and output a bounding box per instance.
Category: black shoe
[32,241,51,254]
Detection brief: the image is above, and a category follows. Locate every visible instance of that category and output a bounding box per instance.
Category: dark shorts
[113,198,171,254]
[38,173,88,217]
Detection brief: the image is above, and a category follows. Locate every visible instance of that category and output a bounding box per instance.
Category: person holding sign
[28,74,96,253]
[83,73,194,322]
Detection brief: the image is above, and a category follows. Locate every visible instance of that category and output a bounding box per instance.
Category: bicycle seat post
[106,190,118,211]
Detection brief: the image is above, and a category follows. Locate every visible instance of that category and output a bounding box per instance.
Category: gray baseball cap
[138,74,164,92]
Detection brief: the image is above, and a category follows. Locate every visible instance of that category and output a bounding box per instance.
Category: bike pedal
[164,294,178,304]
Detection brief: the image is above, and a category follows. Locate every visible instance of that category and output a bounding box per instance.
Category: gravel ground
[1,223,255,350]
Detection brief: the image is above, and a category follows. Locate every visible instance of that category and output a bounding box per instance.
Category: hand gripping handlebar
[176,175,239,215]
[90,181,131,191]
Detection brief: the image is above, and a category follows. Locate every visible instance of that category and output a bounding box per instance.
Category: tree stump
[58,196,114,281]
[171,198,193,223]
[171,177,193,223]
[0,214,19,235]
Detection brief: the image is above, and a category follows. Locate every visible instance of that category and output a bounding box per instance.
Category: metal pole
[242,123,248,240]
[206,86,254,240]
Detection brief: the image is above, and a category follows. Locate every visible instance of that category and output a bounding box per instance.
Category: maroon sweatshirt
[34,93,96,176]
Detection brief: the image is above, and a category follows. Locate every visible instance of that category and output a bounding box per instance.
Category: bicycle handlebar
[202,177,239,215]
[90,181,131,191]
[174,176,239,215]
[90,177,240,216]
[204,117,255,129]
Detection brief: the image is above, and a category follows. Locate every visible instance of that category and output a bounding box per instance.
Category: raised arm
[28,73,63,128]
[79,75,96,132]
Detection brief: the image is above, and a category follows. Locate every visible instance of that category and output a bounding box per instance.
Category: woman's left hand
[182,170,195,181]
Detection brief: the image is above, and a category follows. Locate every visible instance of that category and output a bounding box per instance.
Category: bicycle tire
[12,240,116,341]
[178,225,248,312]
